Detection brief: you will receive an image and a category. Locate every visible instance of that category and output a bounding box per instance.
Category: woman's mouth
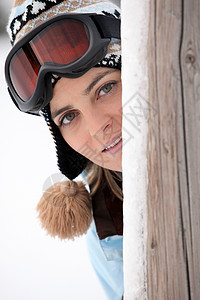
[102,135,122,154]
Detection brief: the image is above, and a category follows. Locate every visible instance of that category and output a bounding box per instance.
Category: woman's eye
[60,112,76,126]
[98,82,115,97]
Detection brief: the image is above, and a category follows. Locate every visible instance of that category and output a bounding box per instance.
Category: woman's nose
[85,108,112,138]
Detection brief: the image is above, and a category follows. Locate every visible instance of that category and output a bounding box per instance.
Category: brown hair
[86,162,123,201]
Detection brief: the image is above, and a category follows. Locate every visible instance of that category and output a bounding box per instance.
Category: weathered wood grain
[147,0,200,299]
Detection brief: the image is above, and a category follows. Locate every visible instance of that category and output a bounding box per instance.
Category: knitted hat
[7,0,121,239]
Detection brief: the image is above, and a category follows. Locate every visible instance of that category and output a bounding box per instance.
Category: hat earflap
[36,180,92,240]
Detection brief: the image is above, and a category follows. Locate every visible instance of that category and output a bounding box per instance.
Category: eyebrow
[51,105,73,120]
[82,69,118,96]
[51,69,118,120]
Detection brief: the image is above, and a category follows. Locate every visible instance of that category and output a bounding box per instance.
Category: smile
[102,135,122,154]
[104,136,122,150]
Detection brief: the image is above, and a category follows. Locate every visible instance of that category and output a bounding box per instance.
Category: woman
[5,0,123,299]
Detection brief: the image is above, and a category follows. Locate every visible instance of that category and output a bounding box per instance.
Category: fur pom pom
[36,181,92,240]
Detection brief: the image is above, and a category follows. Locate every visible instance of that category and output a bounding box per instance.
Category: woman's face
[50,67,122,172]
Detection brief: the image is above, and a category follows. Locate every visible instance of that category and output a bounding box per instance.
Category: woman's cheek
[61,129,88,154]
[108,91,122,112]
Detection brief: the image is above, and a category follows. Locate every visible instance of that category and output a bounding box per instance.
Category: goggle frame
[5,13,120,115]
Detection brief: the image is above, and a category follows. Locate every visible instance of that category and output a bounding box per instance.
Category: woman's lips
[102,135,122,154]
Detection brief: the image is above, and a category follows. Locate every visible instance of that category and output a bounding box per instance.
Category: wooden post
[147,0,200,299]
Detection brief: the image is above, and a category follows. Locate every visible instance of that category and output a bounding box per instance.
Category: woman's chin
[96,160,122,173]
[103,152,122,172]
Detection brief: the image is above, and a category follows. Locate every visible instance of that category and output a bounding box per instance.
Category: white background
[0,1,106,299]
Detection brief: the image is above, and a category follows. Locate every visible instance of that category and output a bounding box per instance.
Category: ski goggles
[5,13,120,115]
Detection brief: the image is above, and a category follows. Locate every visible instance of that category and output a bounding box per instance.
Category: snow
[121,1,149,299]
[0,34,106,300]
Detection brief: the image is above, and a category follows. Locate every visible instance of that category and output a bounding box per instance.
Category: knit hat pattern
[8,0,120,51]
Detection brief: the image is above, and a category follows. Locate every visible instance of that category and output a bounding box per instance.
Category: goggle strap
[92,15,120,39]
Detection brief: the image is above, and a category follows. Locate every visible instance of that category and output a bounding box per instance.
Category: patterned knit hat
[7,0,121,54]
[7,0,121,180]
